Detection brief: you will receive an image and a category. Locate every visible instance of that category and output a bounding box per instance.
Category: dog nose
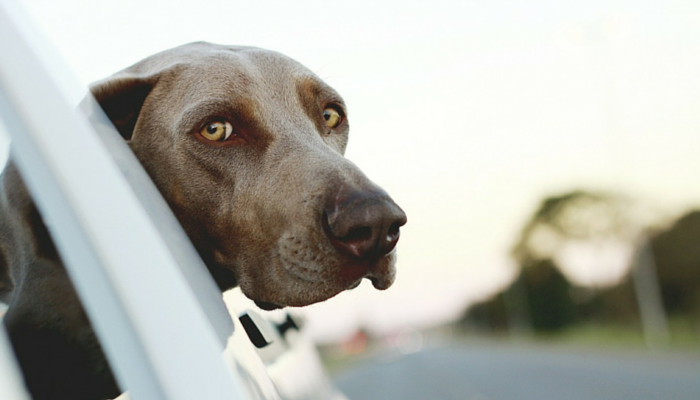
[324,188,407,259]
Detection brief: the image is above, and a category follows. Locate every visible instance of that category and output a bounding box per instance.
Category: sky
[9,0,700,342]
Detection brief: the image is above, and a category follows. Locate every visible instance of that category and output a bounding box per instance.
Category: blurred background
[9,0,700,397]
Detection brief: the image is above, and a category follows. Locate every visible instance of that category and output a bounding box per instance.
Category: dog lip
[340,257,395,291]
[254,300,283,311]
[347,279,363,290]
[339,260,370,286]
[369,275,392,290]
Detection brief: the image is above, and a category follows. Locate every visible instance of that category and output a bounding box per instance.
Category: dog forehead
[164,44,312,91]
[136,43,345,142]
[153,45,340,113]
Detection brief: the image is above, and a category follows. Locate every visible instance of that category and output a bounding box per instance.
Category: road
[333,344,700,400]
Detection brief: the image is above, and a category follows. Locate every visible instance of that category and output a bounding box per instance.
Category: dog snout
[323,187,407,260]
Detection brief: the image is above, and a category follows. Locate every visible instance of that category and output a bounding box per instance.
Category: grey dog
[0,42,406,400]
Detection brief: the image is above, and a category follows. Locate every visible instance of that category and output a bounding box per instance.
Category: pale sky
[12,0,700,342]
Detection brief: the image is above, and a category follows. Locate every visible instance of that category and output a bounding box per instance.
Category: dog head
[91,42,406,309]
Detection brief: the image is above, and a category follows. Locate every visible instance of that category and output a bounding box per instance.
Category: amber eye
[323,107,342,128]
[200,120,233,141]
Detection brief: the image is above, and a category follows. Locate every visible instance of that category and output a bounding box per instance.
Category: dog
[0,42,406,400]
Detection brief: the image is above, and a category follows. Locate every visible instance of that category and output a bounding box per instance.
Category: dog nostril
[330,225,375,259]
[387,222,401,241]
[341,226,372,243]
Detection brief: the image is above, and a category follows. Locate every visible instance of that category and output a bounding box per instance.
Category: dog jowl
[0,42,406,400]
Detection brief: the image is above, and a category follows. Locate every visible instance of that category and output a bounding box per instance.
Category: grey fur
[0,42,405,400]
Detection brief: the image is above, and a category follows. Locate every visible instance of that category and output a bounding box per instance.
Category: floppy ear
[90,75,156,140]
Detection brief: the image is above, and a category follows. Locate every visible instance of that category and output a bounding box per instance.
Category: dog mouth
[343,274,391,290]
[253,272,380,311]
[232,224,398,310]
[347,279,363,290]
[248,252,396,310]
[338,258,394,290]
[254,300,283,311]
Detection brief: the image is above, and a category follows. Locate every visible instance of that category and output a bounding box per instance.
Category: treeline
[461,190,700,341]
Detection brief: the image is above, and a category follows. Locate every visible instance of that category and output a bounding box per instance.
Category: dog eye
[200,120,233,141]
[323,107,342,129]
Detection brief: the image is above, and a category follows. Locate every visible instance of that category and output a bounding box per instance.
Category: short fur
[0,42,405,400]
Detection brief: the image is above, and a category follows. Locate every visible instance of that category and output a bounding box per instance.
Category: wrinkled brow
[175,99,257,132]
[174,98,273,147]
[296,76,347,133]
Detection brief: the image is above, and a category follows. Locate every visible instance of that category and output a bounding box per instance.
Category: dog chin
[244,248,397,310]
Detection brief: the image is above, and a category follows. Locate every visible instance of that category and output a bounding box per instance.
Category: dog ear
[90,75,155,140]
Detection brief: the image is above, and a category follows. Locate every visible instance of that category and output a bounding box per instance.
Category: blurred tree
[512,190,640,276]
[521,259,578,331]
[462,189,651,335]
[463,190,700,346]
[650,210,700,319]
